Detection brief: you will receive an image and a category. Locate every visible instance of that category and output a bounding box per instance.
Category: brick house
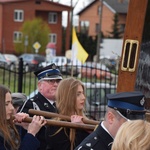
[0,0,72,55]
[77,0,129,38]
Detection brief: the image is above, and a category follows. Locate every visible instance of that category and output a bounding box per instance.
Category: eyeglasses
[45,79,61,84]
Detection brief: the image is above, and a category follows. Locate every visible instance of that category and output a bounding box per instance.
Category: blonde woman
[112,120,150,150]
[45,77,90,150]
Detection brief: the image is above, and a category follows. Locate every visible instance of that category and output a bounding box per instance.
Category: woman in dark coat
[0,84,46,150]
[45,77,90,150]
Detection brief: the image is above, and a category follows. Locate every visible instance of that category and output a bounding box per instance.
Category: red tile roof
[0,0,23,2]
[0,0,26,3]
[0,0,72,9]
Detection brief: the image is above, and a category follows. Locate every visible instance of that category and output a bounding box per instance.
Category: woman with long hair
[0,84,46,150]
[45,77,90,150]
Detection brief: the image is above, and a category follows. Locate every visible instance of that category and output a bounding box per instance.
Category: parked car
[0,53,18,70]
[27,82,116,121]
[84,82,116,120]
[3,54,19,70]
[39,56,80,76]
[19,53,45,72]
[39,56,69,72]
[80,62,112,80]
[100,56,119,71]
[0,53,7,68]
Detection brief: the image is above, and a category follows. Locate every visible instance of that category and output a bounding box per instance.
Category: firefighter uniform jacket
[74,122,113,150]
[19,92,57,150]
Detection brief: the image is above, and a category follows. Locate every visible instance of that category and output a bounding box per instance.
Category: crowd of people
[0,63,150,150]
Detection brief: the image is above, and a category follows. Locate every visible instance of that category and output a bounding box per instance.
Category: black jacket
[45,125,89,150]
[0,133,40,150]
[18,92,57,150]
[74,123,113,150]
[19,92,56,114]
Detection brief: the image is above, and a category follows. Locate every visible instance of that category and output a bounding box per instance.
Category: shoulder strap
[19,94,41,112]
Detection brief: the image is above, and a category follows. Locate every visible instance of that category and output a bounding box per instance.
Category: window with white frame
[49,33,57,43]
[13,32,22,43]
[48,12,57,24]
[14,10,24,22]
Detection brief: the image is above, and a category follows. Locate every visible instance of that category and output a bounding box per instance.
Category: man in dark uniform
[18,63,62,150]
[75,91,146,150]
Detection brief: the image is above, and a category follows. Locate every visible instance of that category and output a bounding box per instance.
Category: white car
[0,54,18,70]
[28,82,116,121]
[39,56,70,73]
[39,56,80,76]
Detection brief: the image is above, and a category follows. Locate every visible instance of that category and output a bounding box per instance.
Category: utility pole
[96,0,103,62]
[70,0,73,32]
[70,0,79,46]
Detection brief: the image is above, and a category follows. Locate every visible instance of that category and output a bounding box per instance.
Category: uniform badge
[140,98,145,106]
[44,103,49,108]
[45,73,49,77]
[52,64,56,69]
[86,143,91,147]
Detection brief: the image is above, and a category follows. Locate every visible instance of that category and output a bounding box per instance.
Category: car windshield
[20,54,33,60]
[53,58,59,63]
[50,57,70,66]
[0,54,5,62]
[4,54,18,61]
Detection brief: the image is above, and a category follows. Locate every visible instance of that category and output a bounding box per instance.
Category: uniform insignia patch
[52,64,56,69]
[140,98,145,106]
[44,103,49,108]
[86,143,91,147]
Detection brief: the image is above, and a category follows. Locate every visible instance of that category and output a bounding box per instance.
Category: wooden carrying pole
[28,109,99,125]
[23,117,96,130]
[117,0,148,92]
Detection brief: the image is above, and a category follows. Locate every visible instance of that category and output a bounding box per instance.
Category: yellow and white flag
[71,27,88,64]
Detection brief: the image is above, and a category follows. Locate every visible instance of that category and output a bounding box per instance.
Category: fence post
[18,58,23,92]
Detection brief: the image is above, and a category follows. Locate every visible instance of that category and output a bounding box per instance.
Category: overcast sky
[53,0,93,13]
[52,0,94,26]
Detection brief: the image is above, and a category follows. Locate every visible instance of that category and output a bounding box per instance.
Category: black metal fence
[0,59,118,121]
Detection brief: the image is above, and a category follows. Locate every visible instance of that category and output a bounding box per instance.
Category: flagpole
[71,58,74,77]
[70,0,74,77]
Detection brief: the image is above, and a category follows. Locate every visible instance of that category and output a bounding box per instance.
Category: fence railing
[0,59,118,121]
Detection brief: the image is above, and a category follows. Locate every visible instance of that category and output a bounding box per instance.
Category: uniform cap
[107,91,146,120]
[34,63,62,81]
